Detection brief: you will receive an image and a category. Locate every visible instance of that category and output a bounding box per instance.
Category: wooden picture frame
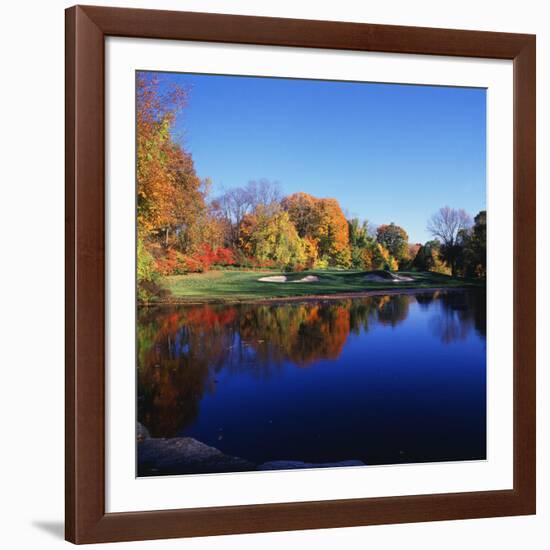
[65,5,536,544]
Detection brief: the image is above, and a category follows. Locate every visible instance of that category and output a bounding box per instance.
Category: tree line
[137,75,486,299]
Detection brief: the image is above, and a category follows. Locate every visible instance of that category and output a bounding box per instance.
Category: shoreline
[137,431,367,476]
[139,285,482,307]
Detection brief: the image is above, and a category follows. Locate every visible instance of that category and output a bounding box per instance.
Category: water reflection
[430,291,486,343]
[138,290,486,440]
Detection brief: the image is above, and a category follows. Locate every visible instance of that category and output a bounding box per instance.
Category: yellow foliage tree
[282,193,351,267]
[239,207,306,268]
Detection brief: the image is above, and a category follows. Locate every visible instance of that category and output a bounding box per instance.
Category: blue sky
[145,71,486,244]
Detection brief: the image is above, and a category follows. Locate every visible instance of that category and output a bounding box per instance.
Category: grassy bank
[154,269,484,304]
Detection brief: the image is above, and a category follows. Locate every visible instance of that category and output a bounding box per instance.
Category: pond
[137,289,486,475]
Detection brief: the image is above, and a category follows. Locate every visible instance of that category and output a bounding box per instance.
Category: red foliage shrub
[213,247,235,266]
[192,245,215,272]
[155,248,179,276]
[247,257,276,269]
[179,245,237,273]
[153,246,240,275]
[182,256,207,273]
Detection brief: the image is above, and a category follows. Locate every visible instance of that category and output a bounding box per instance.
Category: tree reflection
[374,295,412,327]
[137,290,486,437]
[239,302,352,367]
[415,291,439,309]
[429,289,486,343]
[137,306,236,437]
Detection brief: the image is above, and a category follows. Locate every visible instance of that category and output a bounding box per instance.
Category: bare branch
[427,206,472,246]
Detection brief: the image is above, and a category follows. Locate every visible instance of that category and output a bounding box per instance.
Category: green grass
[158,269,484,303]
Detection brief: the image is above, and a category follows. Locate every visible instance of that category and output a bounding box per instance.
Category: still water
[137,289,486,471]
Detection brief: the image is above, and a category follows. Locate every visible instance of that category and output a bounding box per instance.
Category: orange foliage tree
[136,74,205,245]
[282,193,351,267]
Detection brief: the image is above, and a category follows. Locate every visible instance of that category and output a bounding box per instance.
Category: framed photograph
[65,5,536,544]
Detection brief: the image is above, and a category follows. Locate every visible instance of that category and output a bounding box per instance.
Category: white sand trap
[364,273,414,283]
[258,274,320,283]
[296,275,319,283]
[258,275,288,283]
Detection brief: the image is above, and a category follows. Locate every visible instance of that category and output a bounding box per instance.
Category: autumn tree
[376,223,409,266]
[239,206,306,268]
[217,179,281,245]
[412,241,436,271]
[281,192,320,238]
[315,198,351,267]
[427,206,472,276]
[413,240,450,274]
[375,242,398,271]
[216,187,252,245]
[282,193,351,267]
[357,242,396,271]
[137,74,212,294]
[178,204,226,254]
[406,243,422,268]
[136,74,205,246]
[302,236,320,269]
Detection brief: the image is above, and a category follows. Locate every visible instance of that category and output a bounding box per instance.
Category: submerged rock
[138,437,255,475]
[257,459,365,470]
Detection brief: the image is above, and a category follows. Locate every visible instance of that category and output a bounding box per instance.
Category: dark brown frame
[65,4,536,544]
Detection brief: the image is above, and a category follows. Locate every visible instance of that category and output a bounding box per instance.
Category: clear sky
[147,71,486,244]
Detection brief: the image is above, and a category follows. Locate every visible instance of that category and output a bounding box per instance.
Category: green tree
[413,240,449,274]
[348,218,372,268]
[376,223,409,265]
[348,218,370,248]
[137,236,161,302]
[457,210,487,278]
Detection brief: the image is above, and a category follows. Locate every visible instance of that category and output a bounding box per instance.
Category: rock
[257,459,365,471]
[137,437,255,476]
[136,422,150,441]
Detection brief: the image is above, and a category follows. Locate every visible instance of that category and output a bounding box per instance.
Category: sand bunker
[296,275,319,283]
[258,275,288,283]
[258,275,320,283]
[364,273,414,283]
